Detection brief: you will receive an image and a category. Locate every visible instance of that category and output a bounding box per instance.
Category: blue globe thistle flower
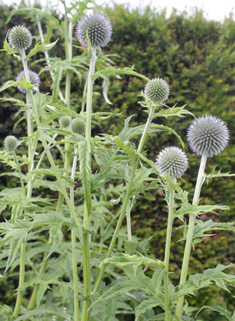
[70,118,86,136]
[59,116,71,128]
[16,70,40,94]
[76,12,112,48]
[156,146,188,178]
[4,135,18,151]
[187,115,229,157]
[144,78,170,104]
[8,25,32,51]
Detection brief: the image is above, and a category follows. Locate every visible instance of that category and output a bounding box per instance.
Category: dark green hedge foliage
[1,3,235,320]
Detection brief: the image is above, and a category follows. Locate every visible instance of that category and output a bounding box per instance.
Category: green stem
[13,242,26,318]
[13,152,26,198]
[164,182,175,321]
[175,153,207,320]
[13,55,35,318]
[126,200,132,242]
[71,148,79,321]
[27,238,53,310]
[81,48,97,321]
[36,18,65,102]
[93,106,155,294]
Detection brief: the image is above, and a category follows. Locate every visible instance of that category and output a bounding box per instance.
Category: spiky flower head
[59,116,71,128]
[187,115,229,157]
[156,146,188,178]
[76,12,112,48]
[16,70,40,94]
[70,118,86,136]
[3,135,18,151]
[144,78,170,104]
[8,25,32,51]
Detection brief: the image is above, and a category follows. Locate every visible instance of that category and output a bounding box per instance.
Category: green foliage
[0,1,235,321]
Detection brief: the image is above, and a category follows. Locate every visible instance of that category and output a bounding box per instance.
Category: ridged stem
[164,181,175,321]
[36,18,65,102]
[81,48,97,321]
[175,153,207,320]
[71,148,79,321]
[13,53,34,318]
[93,106,155,294]
[13,242,26,318]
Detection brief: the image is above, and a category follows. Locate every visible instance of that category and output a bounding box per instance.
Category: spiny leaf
[196,301,233,320]
[174,204,229,221]
[103,297,118,321]
[152,104,194,119]
[14,308,71,320]
[92,65,149,81]
[135,297,163,320]
[78,140,92,216]
[205,166,235,183]
[26,39,59,60]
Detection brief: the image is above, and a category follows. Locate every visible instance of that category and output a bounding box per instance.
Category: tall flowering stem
[175,153,207,320]
[156,146,188,321]
[175,115,229,320]
[71,148,80,321]
[81,48,96,321]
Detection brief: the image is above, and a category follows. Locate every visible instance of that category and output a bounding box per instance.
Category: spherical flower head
[16,70,40,94]
[3,135,18,151]
[8,25,32,51]
[59,116,71,128]
[156,146,188,179]
[187,115,229,157]
[76,12,112,48]
[70,118,86,136]
[144,78,170,104]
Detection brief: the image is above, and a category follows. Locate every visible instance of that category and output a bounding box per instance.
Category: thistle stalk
[81,47,96,321]
[175,153,207,320]
[71,148,80,321]
[163,184,175,321]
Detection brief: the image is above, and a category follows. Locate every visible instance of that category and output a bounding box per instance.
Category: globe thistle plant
[144,78,170,105]
[156,146,188,179]
[70,118,86,136]
[59,116,71,129]
[3,135,18,151]
[8,25,32,51]
[76,12,112,48]
[16,70,40,94]
[156,146,188,320]
[176,115,229,320]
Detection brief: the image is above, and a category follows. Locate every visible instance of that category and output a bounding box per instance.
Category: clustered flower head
[59,116,72,128]
[8,25,32,51]
[4,135,18,151]
[187,115,229,157]
[76,12,112,48]
[16,70,40,94]
[156,146,188,179]
[70,118,86,136]
[144,78,170,105]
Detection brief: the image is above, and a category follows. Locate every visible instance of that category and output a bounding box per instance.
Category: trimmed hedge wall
[1,3,235,320]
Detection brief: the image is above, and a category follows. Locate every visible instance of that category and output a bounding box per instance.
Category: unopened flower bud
[70,118,86,136]
[59,116,71,128]
[4,135,18,151]
[156,146,188,178]
[8,25,32,51]
[144,78,170,104]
